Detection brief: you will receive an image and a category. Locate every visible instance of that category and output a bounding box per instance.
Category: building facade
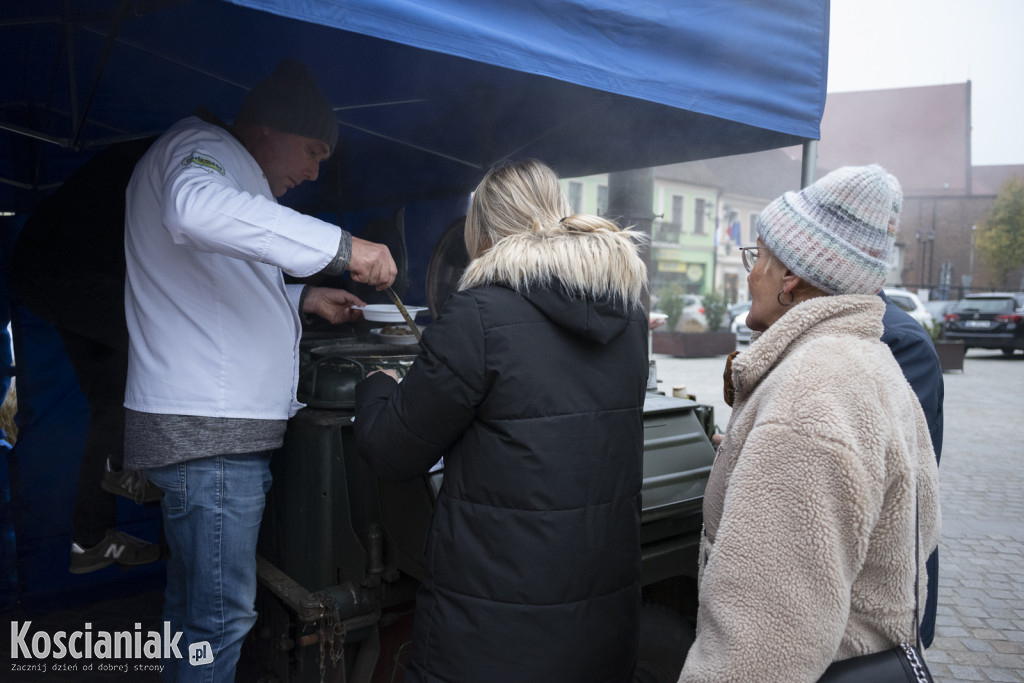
[563,82,1024,305]
[560,150,804,307]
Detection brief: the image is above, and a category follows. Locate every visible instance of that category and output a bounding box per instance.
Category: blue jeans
[145,452,273,683]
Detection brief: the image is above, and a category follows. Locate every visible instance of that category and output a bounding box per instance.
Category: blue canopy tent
[1,0,828,210]
[0,0,828,608]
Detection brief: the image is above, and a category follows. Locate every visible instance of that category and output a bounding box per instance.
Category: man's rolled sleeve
[320,231,352,276]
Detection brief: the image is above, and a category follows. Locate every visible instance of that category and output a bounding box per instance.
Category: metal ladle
[384,287,423,343]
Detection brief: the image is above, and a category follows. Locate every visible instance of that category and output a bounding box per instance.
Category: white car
[883,288,934,328]
[728,300,751,325]
[680,294,708,332]
[731,310,752,343]
[651,292,707,332]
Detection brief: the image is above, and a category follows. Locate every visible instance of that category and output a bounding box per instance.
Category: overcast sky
[827,0,1024,167]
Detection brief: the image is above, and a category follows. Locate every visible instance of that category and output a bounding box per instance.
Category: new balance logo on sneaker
[70,530,161,574]
[100,458,163,504]
[104,544,126,560]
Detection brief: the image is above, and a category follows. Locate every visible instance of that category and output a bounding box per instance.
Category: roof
[814,83,971,196]
[656,149,809,200]
[971,165,1024,195]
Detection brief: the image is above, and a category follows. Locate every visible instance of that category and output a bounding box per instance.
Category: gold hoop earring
[777,290,794,307]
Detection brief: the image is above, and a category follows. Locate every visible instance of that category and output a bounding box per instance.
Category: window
[890,295,916,313]
[694,198,706,235]
[671,195,684,227]
[726,216,741,245]
[748,212,760,243]
[724,273,739,304]
[596,185,608,216]
[953,297,1017,314]
[568,182,583,213]
[655,220,680,243]
[654,194,683,242]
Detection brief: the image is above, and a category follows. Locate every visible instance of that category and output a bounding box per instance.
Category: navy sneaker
[100,460,162,503]
[69,530,161,574]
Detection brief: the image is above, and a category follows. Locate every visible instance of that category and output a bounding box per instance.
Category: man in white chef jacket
[123,59,396,682]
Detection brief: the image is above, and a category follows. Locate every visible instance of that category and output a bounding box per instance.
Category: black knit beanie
[234,60,338,153]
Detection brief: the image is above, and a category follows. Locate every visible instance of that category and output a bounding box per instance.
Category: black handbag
[818,643,931,682]
[818,492,934,683]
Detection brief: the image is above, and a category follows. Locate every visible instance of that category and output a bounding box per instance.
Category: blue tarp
[1,0,828,213]
[0,0,829,607]
[236,0,827,137]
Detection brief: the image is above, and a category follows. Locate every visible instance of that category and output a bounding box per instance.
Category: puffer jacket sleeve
[354,290,487,479]
[680,416,885,682]
[880,316,944,460]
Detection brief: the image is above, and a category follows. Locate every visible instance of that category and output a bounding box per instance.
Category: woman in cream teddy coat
[679,166,940,683]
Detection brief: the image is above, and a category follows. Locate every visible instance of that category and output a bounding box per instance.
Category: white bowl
[353,304,427,323]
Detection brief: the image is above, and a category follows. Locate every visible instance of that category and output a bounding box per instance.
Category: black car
[943,293,1024,356]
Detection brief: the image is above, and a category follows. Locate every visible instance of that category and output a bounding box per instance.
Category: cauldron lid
[310,342,419,360]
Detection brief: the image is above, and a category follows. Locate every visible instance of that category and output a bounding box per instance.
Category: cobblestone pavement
[656,346,1024,682]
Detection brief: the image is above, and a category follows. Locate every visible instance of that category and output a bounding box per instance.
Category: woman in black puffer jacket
[355,158,649,683]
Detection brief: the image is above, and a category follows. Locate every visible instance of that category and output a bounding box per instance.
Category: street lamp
[967,224,977,293]
[927,229,935,290]
[916,229,935,290]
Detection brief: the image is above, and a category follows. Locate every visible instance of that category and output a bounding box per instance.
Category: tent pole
[607,167,654,316]
[62,3,80,140]
[72,1,131,150]
[800,139,818,188]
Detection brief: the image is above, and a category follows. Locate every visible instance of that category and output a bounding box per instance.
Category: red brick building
[812,83,1024,296]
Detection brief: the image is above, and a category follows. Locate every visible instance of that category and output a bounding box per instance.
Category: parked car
[729,299,753,321]
[731,310,752,343]
[883,287,933,328]
[943,292,1024,356]
[652,292,708,332]
[679,294,708,331]
[923,299,954,324]
[728,300,751,325]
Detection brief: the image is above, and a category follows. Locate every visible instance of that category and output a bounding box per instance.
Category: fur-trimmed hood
[457,227,648,344]
[459,228,647,308]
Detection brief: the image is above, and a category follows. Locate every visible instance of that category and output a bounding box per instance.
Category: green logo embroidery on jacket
[181,153,225,175]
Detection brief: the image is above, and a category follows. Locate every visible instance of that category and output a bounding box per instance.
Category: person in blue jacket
[880,290,944,648]
[9,137,164,575]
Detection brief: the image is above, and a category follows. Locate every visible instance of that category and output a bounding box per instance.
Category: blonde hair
[0,379,16,445]
[460,159,647,308]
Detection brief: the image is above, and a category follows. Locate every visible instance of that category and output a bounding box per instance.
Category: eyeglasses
[739,246,767,273]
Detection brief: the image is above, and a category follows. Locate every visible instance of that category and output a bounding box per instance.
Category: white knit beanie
[757,164,902,295]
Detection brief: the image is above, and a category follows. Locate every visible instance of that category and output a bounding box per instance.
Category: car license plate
[964,320,990,329]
